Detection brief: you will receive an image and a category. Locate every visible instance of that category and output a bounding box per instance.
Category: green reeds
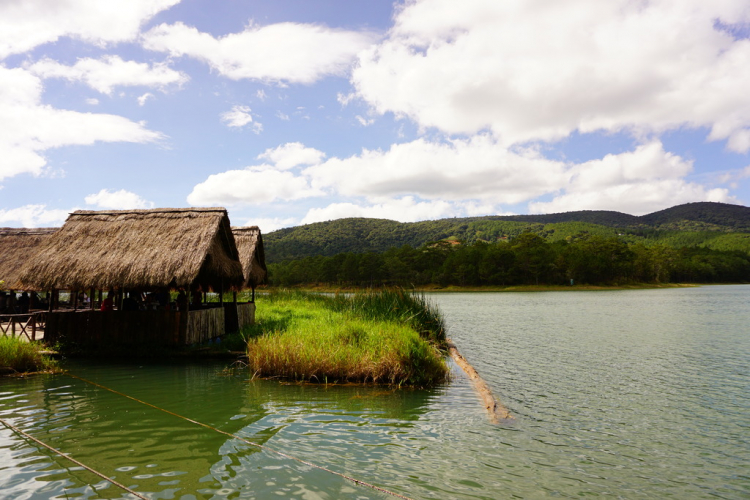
[0,337,57,374]
[328,289,446,347]
[244,289,448,386]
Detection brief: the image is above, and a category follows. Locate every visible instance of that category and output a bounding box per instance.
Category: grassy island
[243,290,449,386]
[0,337,57,375]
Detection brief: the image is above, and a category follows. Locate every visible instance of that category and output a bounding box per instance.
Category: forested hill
[264,202,750,263]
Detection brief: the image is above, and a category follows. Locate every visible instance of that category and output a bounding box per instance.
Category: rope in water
[65,372,414,500]
[0,417,150,500]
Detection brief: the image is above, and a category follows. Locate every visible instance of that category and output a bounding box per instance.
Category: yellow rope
[66,372,414,500]
[0,417,150,500]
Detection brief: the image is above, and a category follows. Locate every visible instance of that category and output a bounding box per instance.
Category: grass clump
[328,289,447,347]
[244,290,448,386]
[0,337,57,374]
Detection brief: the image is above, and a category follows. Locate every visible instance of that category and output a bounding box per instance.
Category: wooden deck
[1,313,45,341]
[38,302,256,349]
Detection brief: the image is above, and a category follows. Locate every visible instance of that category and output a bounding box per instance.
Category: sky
[1,0,750,232]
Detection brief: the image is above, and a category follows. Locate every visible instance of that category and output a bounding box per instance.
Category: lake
[1,285,749,499]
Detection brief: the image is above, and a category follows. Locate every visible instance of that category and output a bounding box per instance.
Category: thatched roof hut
[232,226,267,289]
[0,227,57,290]
[19,208,244,292]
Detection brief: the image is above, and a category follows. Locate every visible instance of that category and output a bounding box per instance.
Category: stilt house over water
[18,208,261,349]
[232,226,268,298]
[0,228,57,292]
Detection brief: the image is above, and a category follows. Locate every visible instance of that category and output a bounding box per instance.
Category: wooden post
[73,290,79,311]
[233,291,237,304]
[48,290,54,312]
[90,288,95,310]
[251,287,255,303]
[219,281,224,306]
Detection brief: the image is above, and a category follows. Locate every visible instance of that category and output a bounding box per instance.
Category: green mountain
[264,202,750,263]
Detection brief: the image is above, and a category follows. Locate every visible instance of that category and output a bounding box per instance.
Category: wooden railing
[0,313,45,341]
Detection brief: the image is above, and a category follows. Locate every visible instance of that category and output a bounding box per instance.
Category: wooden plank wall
[44,304,248,349]
[45,310,183,348]
[185,307,224,345]
[237,302,256,330]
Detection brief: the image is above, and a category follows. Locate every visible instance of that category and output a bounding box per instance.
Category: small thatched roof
[232,226,267,289]
[19,208,244,291]
[0,228,58,290]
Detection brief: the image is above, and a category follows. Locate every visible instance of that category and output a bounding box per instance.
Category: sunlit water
[1,285,749,499]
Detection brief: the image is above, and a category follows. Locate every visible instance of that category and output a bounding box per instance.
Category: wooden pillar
[219,282,224,306]
[233,291,237,304]
[73,290,79,311]
[251,286,255,303]
[48,289,54,312]
[90,288,95,310]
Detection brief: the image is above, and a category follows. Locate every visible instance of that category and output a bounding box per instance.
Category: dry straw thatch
[19,208,244,292]
[0,228,58,290]
[232,226,267,289]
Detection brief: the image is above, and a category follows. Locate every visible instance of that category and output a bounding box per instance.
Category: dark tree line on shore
[268,234,750,287]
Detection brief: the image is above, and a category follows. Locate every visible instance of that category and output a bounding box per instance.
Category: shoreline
[262,283,714,293]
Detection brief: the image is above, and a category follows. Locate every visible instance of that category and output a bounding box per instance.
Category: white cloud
[528,142,736,215]
[189,135,737,222]
[337,92,356,106]
[257,142,325,170]
[0,204,70,227]
[352,0,750,151]
[84,188,154,209]
[0,0,180,59]
[247,217,297,233]
[86,98,99,105]
[0,66,164,183]
[187,166,323,206]
[142,21,376,84]
[256,89,267,101]
[301,197,456,224]
[138,92,154,106]
[356,115,374,126]
[220,105,262,133]
[305,135,568,204]
[27,56,188,94]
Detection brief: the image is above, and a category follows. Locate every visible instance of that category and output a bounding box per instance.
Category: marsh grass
[0,337,57,374]
[244,290,448,386]
[328,289,447,347]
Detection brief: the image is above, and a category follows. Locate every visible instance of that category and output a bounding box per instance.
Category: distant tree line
[267,234,750,287]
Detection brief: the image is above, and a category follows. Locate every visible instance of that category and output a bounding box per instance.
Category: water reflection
[1,360,439,499]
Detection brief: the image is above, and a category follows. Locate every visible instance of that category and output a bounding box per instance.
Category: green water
[2,285,749,499]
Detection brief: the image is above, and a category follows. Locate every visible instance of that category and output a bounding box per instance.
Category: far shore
[262,283,718,294]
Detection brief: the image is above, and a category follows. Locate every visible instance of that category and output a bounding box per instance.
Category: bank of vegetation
[0,337,57,374]
[242,290,448,386]
[268,233,750,288]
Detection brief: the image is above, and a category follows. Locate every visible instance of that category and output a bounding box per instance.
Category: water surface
[1,285,749,499]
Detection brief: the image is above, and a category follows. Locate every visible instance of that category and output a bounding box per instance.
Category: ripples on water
[1,285,749,499]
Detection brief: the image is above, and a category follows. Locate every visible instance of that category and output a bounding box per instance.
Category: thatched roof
[232,226,267,288]
[19,208,244,291]
[0,228,58,290]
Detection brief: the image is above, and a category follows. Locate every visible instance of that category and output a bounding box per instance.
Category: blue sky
[1,0,749,231]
